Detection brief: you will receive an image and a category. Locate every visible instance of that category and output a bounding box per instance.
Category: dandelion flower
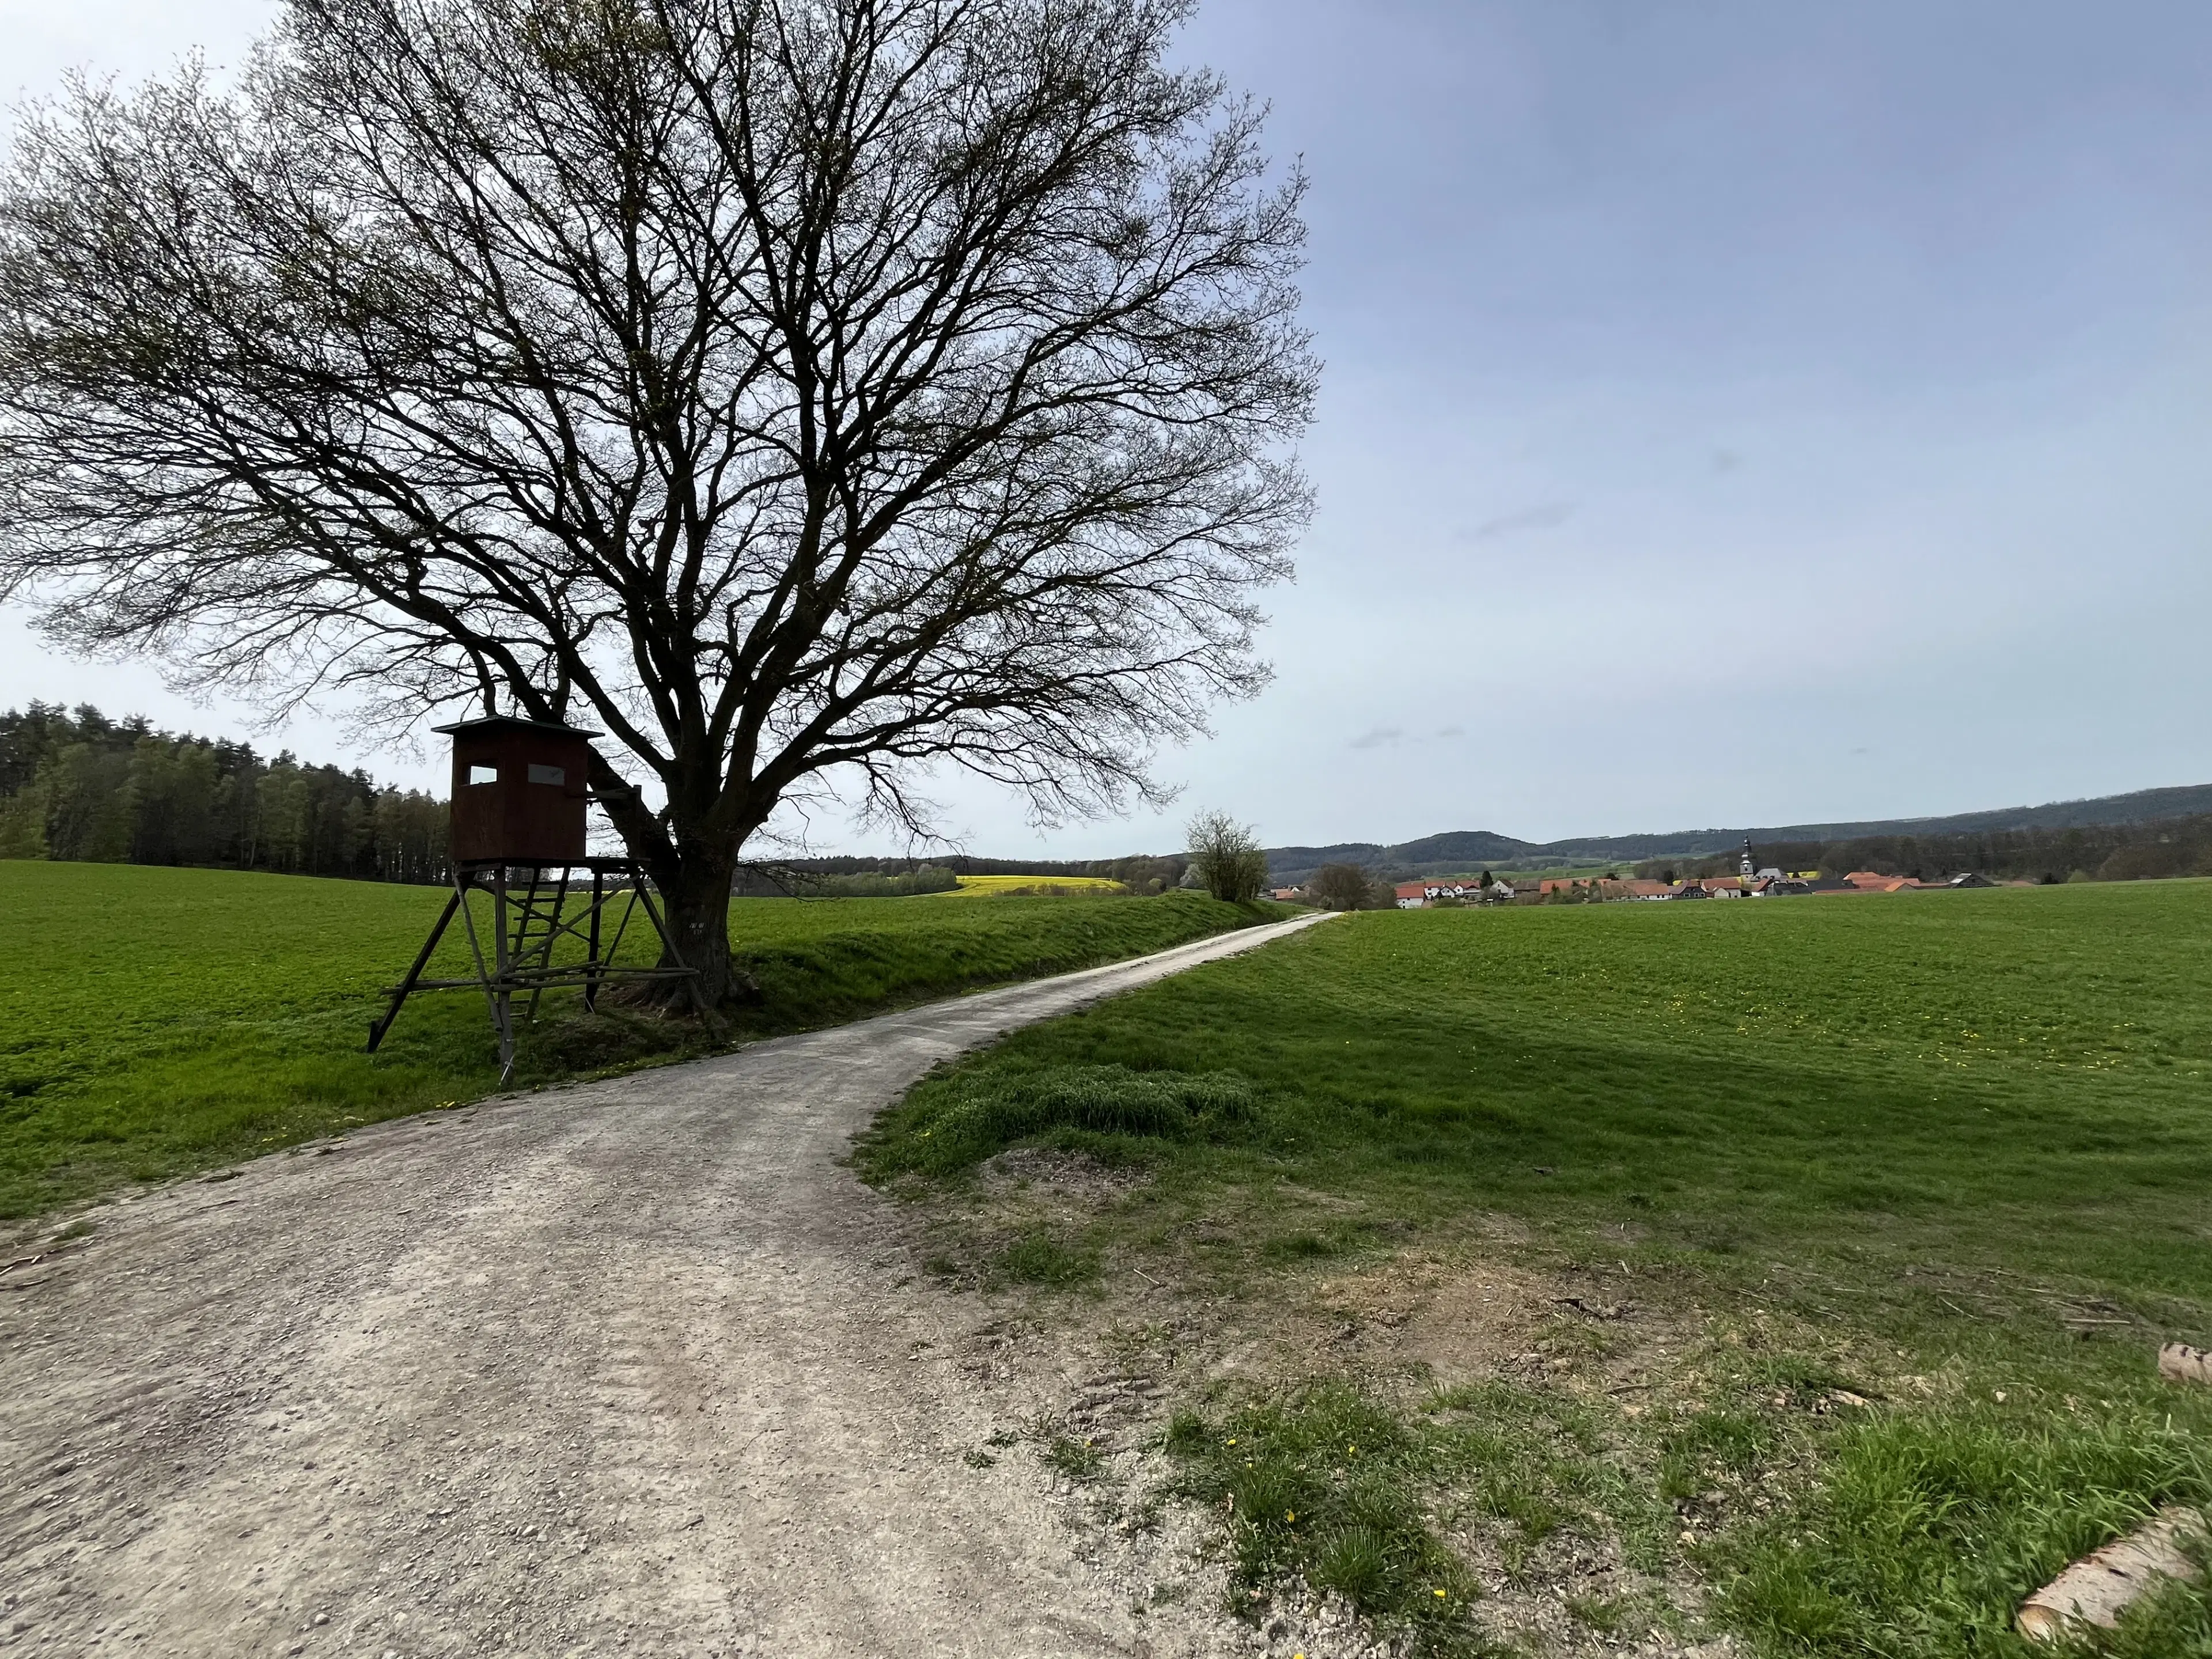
[1433,1589,1447,1599]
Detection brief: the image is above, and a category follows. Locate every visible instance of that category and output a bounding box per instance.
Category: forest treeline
[0,703,448,883]
[1637,814,2212,886]
[732,863,963,897]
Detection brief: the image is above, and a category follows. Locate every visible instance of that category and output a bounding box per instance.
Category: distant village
[1271,840,2011,908]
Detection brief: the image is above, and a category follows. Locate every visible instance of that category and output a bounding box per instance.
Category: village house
[1518,863,2001,903]
[1536,876,1660,901]
[1393,877,1512,907]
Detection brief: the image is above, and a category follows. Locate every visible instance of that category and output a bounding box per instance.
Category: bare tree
[1305,860,1374,911]
[1184,807,1264,903]
[0,0,1315,1004]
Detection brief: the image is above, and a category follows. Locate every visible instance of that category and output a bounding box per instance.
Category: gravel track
[1,912,1335,1659]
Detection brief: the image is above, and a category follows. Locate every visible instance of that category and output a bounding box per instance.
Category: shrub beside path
[0,912,1335,1659]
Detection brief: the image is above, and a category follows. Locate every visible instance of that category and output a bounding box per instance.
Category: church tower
[1740,838,1756,885]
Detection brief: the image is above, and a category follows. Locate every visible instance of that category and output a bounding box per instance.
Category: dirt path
[1,912,1336,1659]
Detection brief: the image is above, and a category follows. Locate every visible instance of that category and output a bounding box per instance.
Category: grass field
[0,862,1278,1219]
[862,881,2212,1657]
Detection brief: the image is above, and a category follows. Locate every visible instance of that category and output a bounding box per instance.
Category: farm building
[1393,878,1495,907]
[1839,871,1929,893]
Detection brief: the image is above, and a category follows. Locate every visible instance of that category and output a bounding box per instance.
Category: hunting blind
[366,715,701,1080]
[446,716,592,863]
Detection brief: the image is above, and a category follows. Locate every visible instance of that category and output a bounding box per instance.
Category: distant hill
[1264,783,2212,884]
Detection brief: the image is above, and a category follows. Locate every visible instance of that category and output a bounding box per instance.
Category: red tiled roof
[1824,873,1922,893]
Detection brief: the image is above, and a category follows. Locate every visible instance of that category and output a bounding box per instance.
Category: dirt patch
[980,1143,1156,1206]
[987,1240,1740,1658]
[1321,1253,1565,1382]
[1153,1237,1703,1404]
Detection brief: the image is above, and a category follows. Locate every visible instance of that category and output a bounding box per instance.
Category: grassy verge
[0,860,1282,1218]
[859,882,2212,1656]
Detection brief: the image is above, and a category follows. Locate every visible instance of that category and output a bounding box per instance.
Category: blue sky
[5,1,2210,855]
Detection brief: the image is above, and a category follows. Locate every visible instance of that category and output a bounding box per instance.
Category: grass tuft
[991,1228,1100,1287]
[1660,1408,1779,1502]
[861,1062,1259,1177]
[1043,1431,1106,1482]
[1164,1382,1533,1654]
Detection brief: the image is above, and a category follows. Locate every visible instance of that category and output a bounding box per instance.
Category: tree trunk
[2017,1506,2205,1640]
[586,753,756,1016]
[655,850,759,1011]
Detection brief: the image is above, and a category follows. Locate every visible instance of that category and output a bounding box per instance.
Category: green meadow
[0,861,1277,1218]
[863,882,2212,1657]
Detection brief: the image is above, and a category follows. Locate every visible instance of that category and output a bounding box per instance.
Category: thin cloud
[1461,502,1574,542]
[1350,725,1404,751]
[1435,725,1466,738]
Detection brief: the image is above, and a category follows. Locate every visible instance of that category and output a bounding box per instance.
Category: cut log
[2017,1506,2207,1642]
[2160,1342,2212,1386]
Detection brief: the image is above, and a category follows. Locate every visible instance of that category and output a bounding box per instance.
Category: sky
[4,0,2210,857]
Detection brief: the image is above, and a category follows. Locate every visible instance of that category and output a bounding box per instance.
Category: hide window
[467,764,497,786]
[527,764,566,786]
